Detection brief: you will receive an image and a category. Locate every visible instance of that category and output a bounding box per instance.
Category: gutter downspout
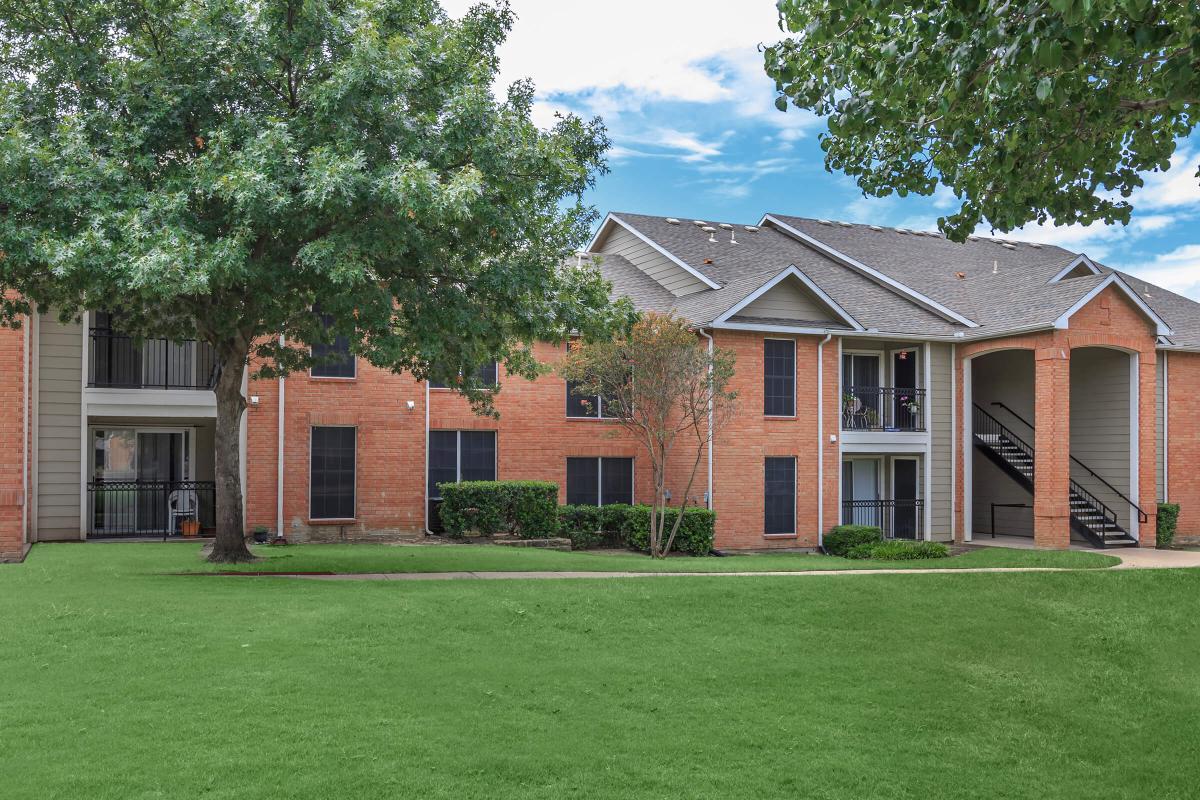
[22,313,30,546]
[276,337,286,538]
[424,381,434,535]
[698,329,714,511]
[1163,351,1169,503]
[817,332,833,549]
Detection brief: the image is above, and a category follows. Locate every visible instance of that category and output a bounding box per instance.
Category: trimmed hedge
[438,481,559,539]
[1157,503,1181,548]
[624,505,715,556]
[846,540,950,561]
[557,504,632,550]
[825,524,883,557]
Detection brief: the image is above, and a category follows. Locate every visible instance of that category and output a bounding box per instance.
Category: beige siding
[1157,351,1166,502]
[928,343,953,540]
[971,350,1035,536]
[597,225,710,296]
[739,277,835,323]
[36,313,82,540]
[1070,348,1131,526]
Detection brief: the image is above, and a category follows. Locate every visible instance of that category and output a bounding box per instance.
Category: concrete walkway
[216,548,1200,581]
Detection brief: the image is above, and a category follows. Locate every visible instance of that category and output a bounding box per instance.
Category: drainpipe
[817,332,833,549]
[276,336,286,538]
[424,380,434,535]
[697,328,715,511]
[22,313,30,546]
[1163,351,1169,502]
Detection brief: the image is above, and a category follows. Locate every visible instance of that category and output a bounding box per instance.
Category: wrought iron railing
[841,499,924,539]
[88,329,219,390]
[841,386,926,431]
[87,480,216,538]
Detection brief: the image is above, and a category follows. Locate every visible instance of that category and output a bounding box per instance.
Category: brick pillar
[1034,343,1071,549]
[1137,349,1158,547]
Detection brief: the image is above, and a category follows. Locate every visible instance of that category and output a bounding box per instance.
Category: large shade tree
[765,1,1199,239]
[0,0,622,561]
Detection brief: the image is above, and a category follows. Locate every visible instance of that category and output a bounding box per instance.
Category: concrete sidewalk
[213,548,1200,581]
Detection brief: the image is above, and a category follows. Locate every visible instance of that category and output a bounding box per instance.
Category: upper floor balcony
[840,346,926,435]
[841,386,926,432]
[88,328,219,391]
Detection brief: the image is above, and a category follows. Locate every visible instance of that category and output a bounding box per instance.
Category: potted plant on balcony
[898,394,921,418]
[180,518,201,538]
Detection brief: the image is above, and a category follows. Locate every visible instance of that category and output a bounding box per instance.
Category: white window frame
[309,424,357,521]
[763,337,798,418]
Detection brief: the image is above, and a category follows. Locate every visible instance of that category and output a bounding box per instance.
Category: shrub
[438,481,559,539]
[557,504,632,550]
[845,540,950,561]
[824,524,883,557]
[624,505,715,556]
[1157,503,1181,548]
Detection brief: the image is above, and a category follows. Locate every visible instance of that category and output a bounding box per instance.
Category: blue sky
[443,0,1200,300]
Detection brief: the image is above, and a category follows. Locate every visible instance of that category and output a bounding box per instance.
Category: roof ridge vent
[701,225,717,243]
[1029,242,1042,248]
[817,219,833,226]
[897,228,910,234]
[1001,243,1016,250]
[718,223,733,230]
[743,225,760,232]
[869,225,882,231]
[693,220,707,226]
[837,221,853,228]
[665,217,680,225]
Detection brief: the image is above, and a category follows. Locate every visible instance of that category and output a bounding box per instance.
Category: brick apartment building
[2,210,1199,560]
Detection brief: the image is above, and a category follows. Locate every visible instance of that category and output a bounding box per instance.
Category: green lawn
[182,541,1121,574]
[3,543,1198,799]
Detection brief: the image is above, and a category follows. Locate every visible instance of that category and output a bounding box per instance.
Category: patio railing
[841,499,924,540]
[88,329,219,390]
[841,386,926,431]
[87,480,216,538]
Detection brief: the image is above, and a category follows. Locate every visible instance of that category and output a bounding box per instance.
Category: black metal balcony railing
[841,386,926,431]
[841,499,924,540]
[88,329,219,390]
[87,480,216,538]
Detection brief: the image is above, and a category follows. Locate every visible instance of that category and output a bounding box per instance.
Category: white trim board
[587,213,722,291]
[1047,254,1102,283]
[713,264,865,331]
[759,214,980,328]
[1052,272,1173,336]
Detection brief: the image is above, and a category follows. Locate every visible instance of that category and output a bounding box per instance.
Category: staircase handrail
[989,401,1148,524]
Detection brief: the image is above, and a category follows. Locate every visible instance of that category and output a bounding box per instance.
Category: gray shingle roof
[585,211,1200,349]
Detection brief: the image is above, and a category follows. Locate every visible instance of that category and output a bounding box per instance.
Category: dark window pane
[764,457,795,534]
[428,431,458,498]
[600,458,634,505]
[477,362,498,386]
[566,458,600,505]
[310,427,355,519]
[460,431,497,482]
[311,306,355,378]
[565,342,601,418]
[764,339,795,416]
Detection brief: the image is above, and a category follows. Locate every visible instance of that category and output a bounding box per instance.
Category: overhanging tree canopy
[0,0,625,560]
[765,0,1199,239]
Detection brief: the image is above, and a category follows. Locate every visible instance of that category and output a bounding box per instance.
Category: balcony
[841,386,926,432]
[88,329,219,390]
[87,480,216,538]
[841,499,924,540]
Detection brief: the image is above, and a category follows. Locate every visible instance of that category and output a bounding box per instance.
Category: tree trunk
[207,340,255,563]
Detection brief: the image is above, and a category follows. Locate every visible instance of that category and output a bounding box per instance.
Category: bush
[845,540,950,561]
[1158,503,1181,548]
[438,481,559,539]
[557,504,632,550]
[824,524,883,557]
[624,505,715,556]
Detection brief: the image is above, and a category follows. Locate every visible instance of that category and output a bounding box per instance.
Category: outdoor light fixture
[406,400,416,410]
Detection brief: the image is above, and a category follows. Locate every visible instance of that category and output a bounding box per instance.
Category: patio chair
[168,488,199,539]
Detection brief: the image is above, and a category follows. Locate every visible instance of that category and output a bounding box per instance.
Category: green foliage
[766,2,1199,239]
[1157,503,1181,548]
[557,504,633,550]
[437,481,559,539]
[825,524,884,557]
[624,505,715,556]
[846,540,951,561]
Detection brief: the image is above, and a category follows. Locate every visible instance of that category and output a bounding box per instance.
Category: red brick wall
[0,313,28,560]
[1166,351,1200,542]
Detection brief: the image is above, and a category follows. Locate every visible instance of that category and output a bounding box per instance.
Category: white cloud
[1135,146,1200,211]
[1119,244,1200,301]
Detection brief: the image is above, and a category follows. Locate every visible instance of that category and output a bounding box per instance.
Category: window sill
[308,375,358,382]
[565,416,619,422]
[764,415,796,420]
[763,533,798,539]
[307,518,357,526]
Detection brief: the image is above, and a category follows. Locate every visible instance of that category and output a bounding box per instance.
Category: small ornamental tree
[765,1,1200,240]
[560,313,737,558]
[0,0,623,561]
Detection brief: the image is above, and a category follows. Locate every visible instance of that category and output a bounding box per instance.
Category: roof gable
[1055,273,1173,336]
[714,265,864,331]
[1047,254,1102,283]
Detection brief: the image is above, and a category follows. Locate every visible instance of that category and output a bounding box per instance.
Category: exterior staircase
[972,404,1139,548]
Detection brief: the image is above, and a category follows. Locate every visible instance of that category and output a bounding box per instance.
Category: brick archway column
[1034,341,1072,549]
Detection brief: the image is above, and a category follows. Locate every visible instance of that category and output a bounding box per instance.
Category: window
[764,457,796,535]
[565,342,619,418]
[764,339,795,416]
[566,457,634,506]
[430,362,498,389]
[310,427,355,519]
[311,305,355,378]
[427,430,497,530]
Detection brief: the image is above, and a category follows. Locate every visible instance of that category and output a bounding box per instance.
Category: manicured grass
[2,544,1194,799]
[179,542,1122,574]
